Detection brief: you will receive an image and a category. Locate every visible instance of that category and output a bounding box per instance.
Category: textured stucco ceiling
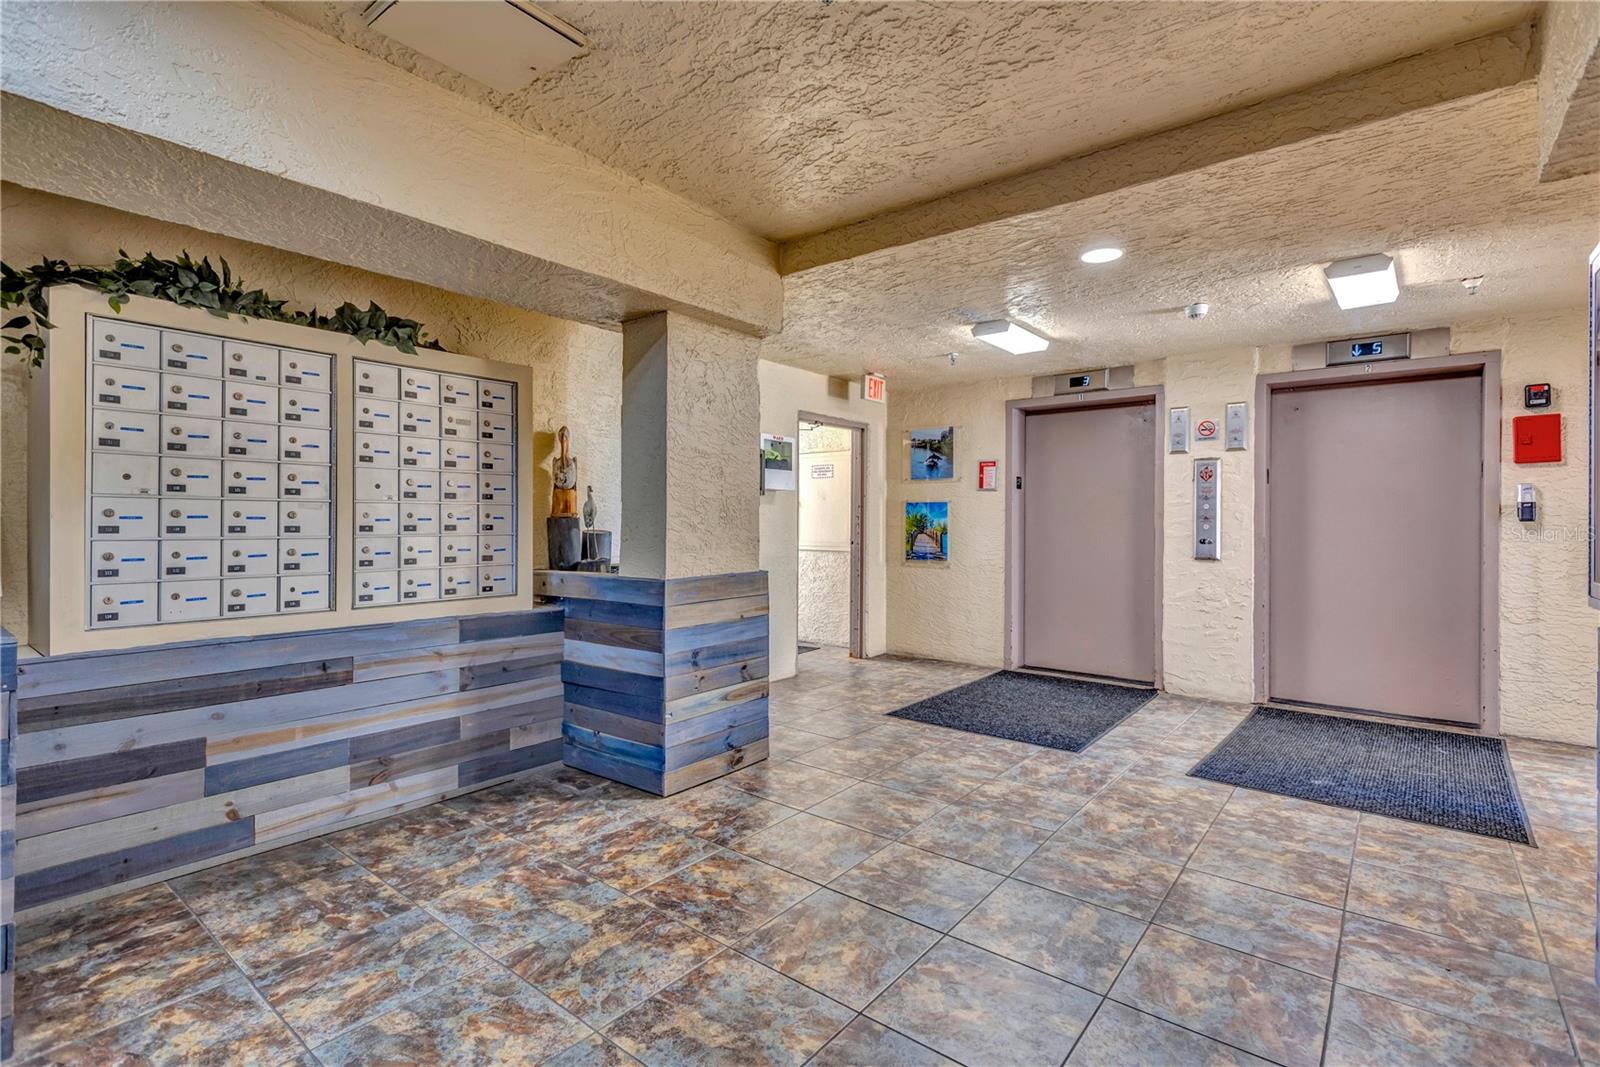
[273,0,1534,240]
[759,81,1600,383]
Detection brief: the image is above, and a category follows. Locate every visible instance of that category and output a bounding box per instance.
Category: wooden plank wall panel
[10,608,564,919]
[535,570,769,796]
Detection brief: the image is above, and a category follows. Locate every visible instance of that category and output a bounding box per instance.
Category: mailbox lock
[171,342,184,353]
[101,552,114,562]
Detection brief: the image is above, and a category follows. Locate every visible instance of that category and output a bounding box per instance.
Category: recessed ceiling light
[1080,246,1123,264]
[971,320,1049,354]
[1324,253,1399,310]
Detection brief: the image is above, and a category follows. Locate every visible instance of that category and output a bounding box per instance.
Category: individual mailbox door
[224,459,277,500]
[439,374,476,407]
[92,453,159,496]
[164,500,224,539]
[223,341,279,383]
[161,539,222,580]
[280,389,331,428]
[399,569,440,602]
[479,443,514,473]
[162,457,221,496]
[90,582,159,627]
[91,540,158,584]
[223,538,277,577]
[401,536,439,569]
[224,382,279,423]
[93,497,160,540]
[399,404,440,437]
[478,534,513,566]
[160,580,221,623]
[479,475,513,503]
[354,361,399,400]
[439,566,475,599]
[399,471,440,502]
[355,574,399,606]
[478,503,513,535]
[279,539,330,574]
[478,566,514,596]
[399,438,441,469]
[92,366,160,412]
[223,501,277,539]
[225,423,279,461]
[355,433,399,468]
[355,536,399,570]
[356,502,399,535]
[355,399,398,432]
[280,463,330,500]
[91,319,161,370]
[223,576,278,616]
[161,416,223,458]
[477,380,513,413]
[440,442,477,471]
[400,503,439,535]
[160,330,222,376]
[441,505,478,535]
[478,411,513,443]
[92,408,159,453]
[357,470,401,502]
[278,501,329,538]
[162,373,223,418]
[440,409,477,440]
[439,536,476,567]
[400,369,439,404]
[279,350,331,390]
[280,576,330,613]
[279,426,329,463]
[441,473,478,502]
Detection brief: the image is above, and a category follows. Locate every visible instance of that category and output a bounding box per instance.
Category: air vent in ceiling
[361,1,588,92]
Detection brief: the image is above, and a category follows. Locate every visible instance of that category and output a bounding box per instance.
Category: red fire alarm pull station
[1524,383,1552,408]
[1512,413,1562,464]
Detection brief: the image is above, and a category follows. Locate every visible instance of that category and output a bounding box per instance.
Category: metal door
[1268,373,1483,724]
[1022,402,1156,682]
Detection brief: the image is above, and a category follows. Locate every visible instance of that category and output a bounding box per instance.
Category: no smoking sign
[1195,418,1218,440]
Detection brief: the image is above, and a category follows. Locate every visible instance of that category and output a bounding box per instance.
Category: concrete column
[620,312,760,579]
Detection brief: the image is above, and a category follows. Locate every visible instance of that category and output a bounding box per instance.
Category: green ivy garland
[1,250,445,368]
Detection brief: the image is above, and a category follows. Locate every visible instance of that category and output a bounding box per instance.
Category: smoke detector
[1461,276,1484,296]
[1184,302,1210,321]
[361,1,588,92]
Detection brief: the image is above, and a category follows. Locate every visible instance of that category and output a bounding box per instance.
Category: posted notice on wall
[977,459,998,491]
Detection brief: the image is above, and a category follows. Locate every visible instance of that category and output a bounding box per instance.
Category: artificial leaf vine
[1,250,445,368]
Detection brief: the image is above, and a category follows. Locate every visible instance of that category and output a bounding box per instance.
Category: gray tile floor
[14,646,1600,1065]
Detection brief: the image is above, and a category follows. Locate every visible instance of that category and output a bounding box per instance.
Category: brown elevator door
[1022,402,1156,683]
[1268,373,1484,725]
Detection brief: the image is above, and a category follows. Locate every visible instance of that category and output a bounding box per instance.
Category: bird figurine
[583,485,596,529]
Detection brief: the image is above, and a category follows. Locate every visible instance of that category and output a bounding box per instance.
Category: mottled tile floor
[14,645,1599,1066]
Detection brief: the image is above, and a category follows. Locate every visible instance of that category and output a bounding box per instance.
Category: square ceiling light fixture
[1324,253,1399,310]
[362,1,588,92]
[971,320,1050,354]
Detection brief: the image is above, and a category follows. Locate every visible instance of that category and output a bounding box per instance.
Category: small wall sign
[811,463,835,479]
[977,459,998,491]
[863,372,887,403]
[1195,418,1219,440]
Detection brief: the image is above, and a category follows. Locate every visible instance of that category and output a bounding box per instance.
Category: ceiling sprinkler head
[1461,276,1484,296]
[948,351,958,366]
[1184,302,1210,321]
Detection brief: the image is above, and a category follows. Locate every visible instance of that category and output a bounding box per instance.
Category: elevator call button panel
[1193,458,1221,560]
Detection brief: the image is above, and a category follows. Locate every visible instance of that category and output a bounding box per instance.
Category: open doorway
[796,413,865,659]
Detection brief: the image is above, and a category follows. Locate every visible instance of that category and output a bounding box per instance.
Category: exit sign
[863,372,887,403]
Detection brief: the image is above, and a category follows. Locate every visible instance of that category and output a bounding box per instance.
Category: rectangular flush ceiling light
[972,320,1049,354]
[1324,253,1399,310]
[362,1,588,93]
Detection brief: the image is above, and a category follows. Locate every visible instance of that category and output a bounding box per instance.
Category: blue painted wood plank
[16,739,207,805]
[562,723,665,770]
[665,635,769,677]
[559,598,664,629]
[662,571,767,606]
[457,738,562,787]
[562,742,663,795]
[664,717,771,772]
[663,698,768,748]
[661,615,768,655]
[562,682,664,722]
[16,818,255,910]
[535,571,664,605]
[561,661,665,700]
[348,717,463,762]
[203,739,351,795]
[458,609,564,643]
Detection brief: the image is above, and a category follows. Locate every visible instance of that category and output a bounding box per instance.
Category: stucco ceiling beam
[0,0,781,336]
[779,25,1536,275]
[1536,1,1600,183]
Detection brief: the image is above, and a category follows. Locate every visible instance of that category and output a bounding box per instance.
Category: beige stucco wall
[0,184,623,646]
[758,362,888,681]
[884,307,1596,746]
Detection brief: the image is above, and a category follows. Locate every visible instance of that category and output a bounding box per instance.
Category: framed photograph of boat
[908,426,955,481]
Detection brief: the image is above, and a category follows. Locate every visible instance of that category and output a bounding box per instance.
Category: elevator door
[1022,402,1155,682]
[1268,373,1483,724]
